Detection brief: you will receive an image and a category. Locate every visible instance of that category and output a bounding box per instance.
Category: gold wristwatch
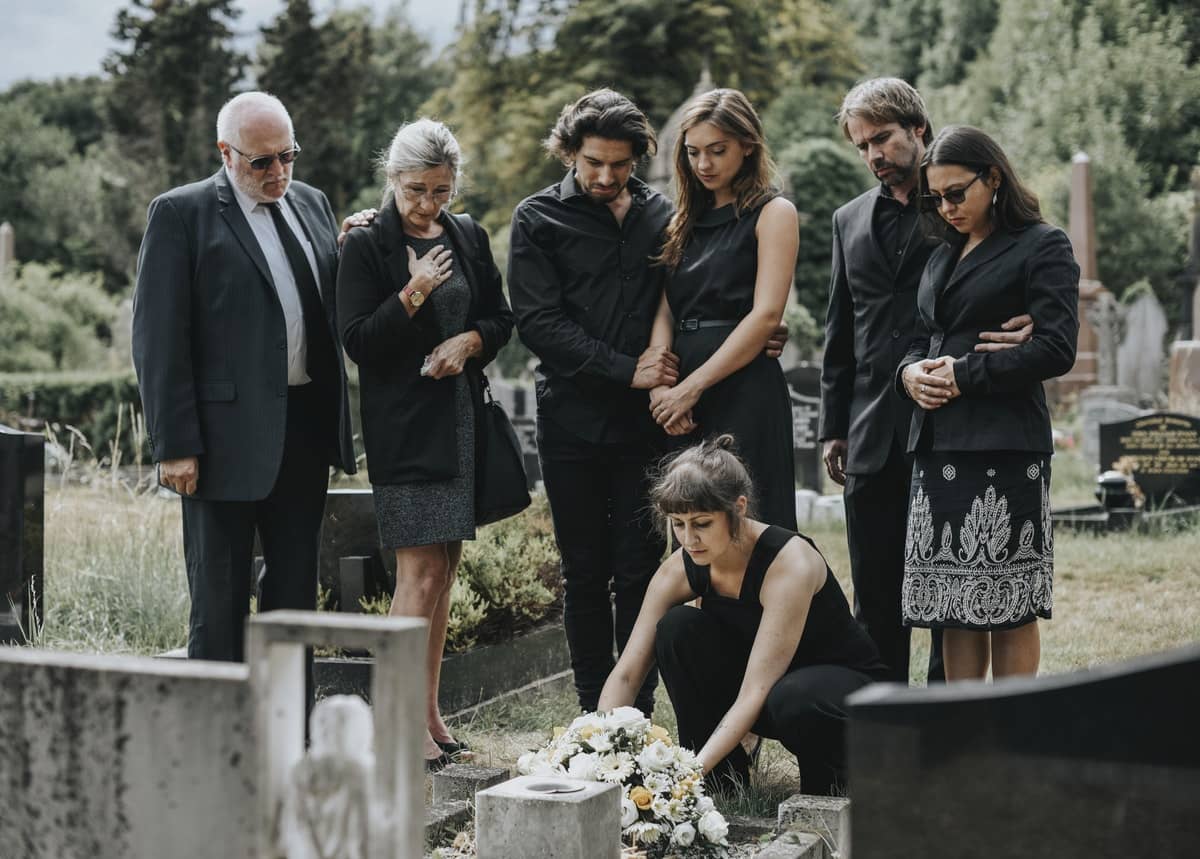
[404,285,426,308]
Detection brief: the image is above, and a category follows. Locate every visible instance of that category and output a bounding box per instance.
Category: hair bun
[713,434,736,450]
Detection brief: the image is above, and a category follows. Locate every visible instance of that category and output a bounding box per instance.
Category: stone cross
[0,221,14,282]
[1087,290,1122,387]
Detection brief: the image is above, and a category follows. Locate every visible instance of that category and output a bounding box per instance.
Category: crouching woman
[598,435,887,795]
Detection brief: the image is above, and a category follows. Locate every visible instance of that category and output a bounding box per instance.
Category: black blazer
[820,186,944,474]
[896,223,1080,454]
[131,170,356,501]
[337,203,514,484]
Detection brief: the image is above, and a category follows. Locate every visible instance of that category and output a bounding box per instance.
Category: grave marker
[0,423,44,644]
[1098,412,1200,506]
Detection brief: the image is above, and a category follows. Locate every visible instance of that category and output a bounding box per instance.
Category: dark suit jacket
[896,223,1080,453]
[131,170,356,501]
[337,203,514,484]
[820,186,944,474]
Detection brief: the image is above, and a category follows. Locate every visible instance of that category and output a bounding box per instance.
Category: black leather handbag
[475,375,531,526]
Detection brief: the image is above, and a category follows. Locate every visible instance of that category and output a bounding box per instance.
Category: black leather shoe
[435,736,471,761]
[424,751,453,774]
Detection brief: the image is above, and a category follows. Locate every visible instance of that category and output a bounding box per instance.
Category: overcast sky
[1,1,459,89]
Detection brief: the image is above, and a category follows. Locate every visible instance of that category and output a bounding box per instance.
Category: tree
[0,263,117,372]
[777,138,873,321]
[103,0,247,188]
[258,1,443,215]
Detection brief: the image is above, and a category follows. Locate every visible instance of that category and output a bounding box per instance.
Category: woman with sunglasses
[337,118,514,770]
[897,125,1079,682]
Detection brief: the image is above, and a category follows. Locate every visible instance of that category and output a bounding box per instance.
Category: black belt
[677,318,738,332]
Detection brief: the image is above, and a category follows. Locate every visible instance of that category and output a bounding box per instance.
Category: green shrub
[0,369,147,465]
[361,494,562,652]
[0,263,118,371]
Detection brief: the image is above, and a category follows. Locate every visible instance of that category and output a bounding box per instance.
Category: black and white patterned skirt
[902,451,1053,631]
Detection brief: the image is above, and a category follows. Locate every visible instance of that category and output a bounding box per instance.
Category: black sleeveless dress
[682,525,886,677]
[666,199,797,529]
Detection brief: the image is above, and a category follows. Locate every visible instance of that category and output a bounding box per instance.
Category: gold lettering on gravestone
[1113,416,1200,476]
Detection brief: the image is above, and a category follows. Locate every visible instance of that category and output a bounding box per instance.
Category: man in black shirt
[820,78,1032,684]
[510,89,782,714]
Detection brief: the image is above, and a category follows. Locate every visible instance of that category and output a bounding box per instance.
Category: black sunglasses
[923,171,985,209]
[228,142,302,171]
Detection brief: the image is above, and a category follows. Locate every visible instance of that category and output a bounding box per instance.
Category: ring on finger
[920,384,925,393]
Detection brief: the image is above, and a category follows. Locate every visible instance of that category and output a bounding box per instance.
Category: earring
[992,190,998,207]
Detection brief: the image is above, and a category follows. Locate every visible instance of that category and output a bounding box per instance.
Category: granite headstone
[1098,412,1200,506]
[0,423,44,643]
[785,362,823,492]
[847,644,1200,858]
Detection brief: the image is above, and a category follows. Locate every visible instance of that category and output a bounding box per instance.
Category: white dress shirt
[226,168,323,385]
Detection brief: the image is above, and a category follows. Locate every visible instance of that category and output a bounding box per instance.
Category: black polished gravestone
[0,425,44,644]
[784,362,823,492]
[847,645,1200,858]
[1099,412,1200,506]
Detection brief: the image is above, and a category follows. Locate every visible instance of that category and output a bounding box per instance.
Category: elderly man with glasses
[132,91,356,664]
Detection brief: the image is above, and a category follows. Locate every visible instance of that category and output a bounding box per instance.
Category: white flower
[606,706,649,733]
[636,740,674,773]
[627,821,663,843]
[551,742,580,766]
[641,772,669,794]
[672,746,699,770]
[650,796,670,819]
[586,732,614,753]
[517,751,537,774]
[567,752,599,781]
[695,796,714,815]
[698,809,729,844]
[568,712,607,734]
[620,796,639,828]
[595,752,635,783]
[671,821,697,847]
[665,797,687,822]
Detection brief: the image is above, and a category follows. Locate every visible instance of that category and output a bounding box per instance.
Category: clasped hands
[902,357,960,410]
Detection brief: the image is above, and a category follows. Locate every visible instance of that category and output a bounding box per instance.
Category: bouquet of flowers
[517,707,730,856]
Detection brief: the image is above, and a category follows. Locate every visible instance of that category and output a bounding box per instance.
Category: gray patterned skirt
[902,451,1053,631]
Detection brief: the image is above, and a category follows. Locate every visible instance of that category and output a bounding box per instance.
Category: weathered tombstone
[0,423,44,644]
[0,611,427,858]
[1098,412,1200,506]
[1169,341,1200,415]
[0,221,14,281]
[1117,291,1168,403]
[1077,387,1142,468]
[847,644,1200,858]
[1087,288,1122,387]
[475,775,621,859]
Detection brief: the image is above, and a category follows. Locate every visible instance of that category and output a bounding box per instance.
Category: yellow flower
[629,786,654,810]
[552,726,565,740]
[647,725,672,745]
[579,724,597,740]
[671,785,686,800]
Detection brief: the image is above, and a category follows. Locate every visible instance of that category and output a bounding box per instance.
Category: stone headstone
[847,644,1200,858]
[785,362,823,492]
[1087,288,1122,387]
[777,794,850,856]
[1169,341,1200,415]
[511,414,542,488]
[475,775,621,859]
[1098,412,1200,506]
[0,423,44,644]
[1077,386,1142,467]
[0,221,13,280]
[1117,291,1168,402]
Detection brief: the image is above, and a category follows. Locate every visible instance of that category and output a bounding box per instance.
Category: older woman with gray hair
[337,118,514,771]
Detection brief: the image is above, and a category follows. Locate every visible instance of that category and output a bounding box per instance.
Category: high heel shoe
[424,751,454,773]
[435,736,472,761]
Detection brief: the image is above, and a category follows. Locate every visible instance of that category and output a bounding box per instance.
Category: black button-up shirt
[508,171,673,444]
[873,183,922,276]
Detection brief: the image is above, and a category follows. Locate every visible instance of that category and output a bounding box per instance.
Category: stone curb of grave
[753,829,826,859]
[773,794,850,858]
[425,799,472,848]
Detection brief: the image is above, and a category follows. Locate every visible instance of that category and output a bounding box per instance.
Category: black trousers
[537,417,665,714]
[181,383,331,662]
[655,605,872,796]
[844,442,943,684]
